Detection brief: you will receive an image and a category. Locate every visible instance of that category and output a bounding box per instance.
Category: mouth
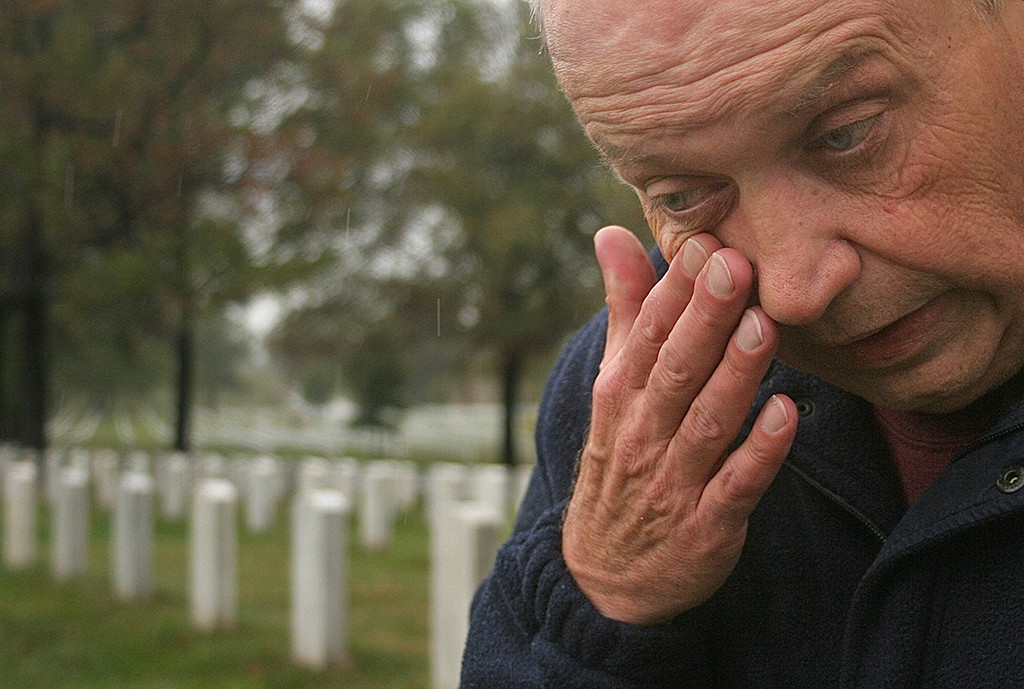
[821,293,952,370]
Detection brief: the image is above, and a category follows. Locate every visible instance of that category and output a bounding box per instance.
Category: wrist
[562,520,697,626]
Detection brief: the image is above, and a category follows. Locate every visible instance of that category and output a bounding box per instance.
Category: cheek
[883,173,1024,282]
[650,222,688,263]
[641,205,683,262]
[641,202,692,263]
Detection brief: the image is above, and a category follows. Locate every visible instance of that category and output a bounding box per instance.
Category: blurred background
[0,0,646,686]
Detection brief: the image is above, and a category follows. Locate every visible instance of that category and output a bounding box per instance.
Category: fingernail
[706,253,734,297]
[760,395,789,434]
[681,238,709,279]
[735,309,763,352]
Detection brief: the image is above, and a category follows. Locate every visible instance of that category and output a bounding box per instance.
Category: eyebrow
[594,144,678,177]
[785,48,881,117]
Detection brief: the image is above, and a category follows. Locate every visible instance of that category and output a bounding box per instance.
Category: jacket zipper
[781,462,888,543]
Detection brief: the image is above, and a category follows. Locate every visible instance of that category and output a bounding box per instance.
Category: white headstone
[390,460,421,511]
[91,449,120,510]
[52,467,89,579]
[199,453,226,480]
[359,462,399,550]
[43,447,64,505]
[298,457,331,494]
[470,464,510,518]
[430,501,503,689]
[291,489,350,669]
[67,447,91,473]
[426,463,469,526]
[3,462,38,569]
[160,453,191,521]
[428,463,470,689]
[270,457,291,504]
[246,457,279,534]
[113,472,155,600]
[190,479,238,631]
[330,458,361,506]
[226,456,249,495]
[127,450,150,474]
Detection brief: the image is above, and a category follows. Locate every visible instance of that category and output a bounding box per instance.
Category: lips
[821,293,952,370]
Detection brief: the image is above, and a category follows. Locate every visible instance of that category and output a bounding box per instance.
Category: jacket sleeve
[461,288,715,688]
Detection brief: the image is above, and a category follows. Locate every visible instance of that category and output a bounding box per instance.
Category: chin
[832,355,1015,414]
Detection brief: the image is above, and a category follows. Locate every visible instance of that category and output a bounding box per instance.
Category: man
[461,0,1024,687]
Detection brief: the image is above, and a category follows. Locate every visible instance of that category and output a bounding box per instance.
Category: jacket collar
[754,361,1024,558]
[753,363,906,540]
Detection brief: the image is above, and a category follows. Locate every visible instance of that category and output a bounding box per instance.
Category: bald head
[535,0,1010,113]
[530,0,1002,36]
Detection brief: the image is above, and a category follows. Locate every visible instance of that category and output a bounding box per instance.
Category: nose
[719,171,861,327]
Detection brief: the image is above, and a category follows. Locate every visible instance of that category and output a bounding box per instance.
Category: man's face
[546,0,1024,412]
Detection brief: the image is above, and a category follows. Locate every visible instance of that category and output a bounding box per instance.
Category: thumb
[594,226,657,368]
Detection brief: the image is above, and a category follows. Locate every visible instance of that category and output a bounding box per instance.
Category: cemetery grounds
[0,402,531,688]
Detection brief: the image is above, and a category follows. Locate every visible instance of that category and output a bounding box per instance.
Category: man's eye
[817,115,879,152]
[652,181,727,214]
[658,189,707,213]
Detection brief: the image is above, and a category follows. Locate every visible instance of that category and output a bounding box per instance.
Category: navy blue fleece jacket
[461,249,1024,688]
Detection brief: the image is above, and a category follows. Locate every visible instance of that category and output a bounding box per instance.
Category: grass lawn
[0,497,431,688]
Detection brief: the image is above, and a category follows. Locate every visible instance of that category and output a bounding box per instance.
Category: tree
[265,0,462,427]
[0,0,316,450]
[408,1,645,465]
[267,0,645,464]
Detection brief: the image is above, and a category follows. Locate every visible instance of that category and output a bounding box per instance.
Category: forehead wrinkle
[559,1,848,101]
[580,28,899,171]
[561,2,910,138]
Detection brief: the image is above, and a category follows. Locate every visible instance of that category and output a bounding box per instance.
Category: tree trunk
[500,350,520,468]
[0,306,14,444]
[173,321,195,452]
[0,306,8,442]
[22,292,47,452]
[22,212,48,455]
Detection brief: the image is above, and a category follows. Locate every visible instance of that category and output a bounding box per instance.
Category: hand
[562,226,798,625]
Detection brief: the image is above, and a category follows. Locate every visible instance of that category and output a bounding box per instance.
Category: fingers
[700,393,798,529]
[599,233,726,392]
[640,247,755,436]
[655,306,782,490]
[566,229,798,624]
[594,226,657,368]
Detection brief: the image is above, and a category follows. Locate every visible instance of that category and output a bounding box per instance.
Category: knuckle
[684,397,729,444]
[714,462,751,504]
[651,354,695,391]
[634,300,670,346]
[592,367,620,402]
[591,369,634,421]
[612,430,651,475]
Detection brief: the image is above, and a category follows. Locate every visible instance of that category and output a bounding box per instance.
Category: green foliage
[347,331,409,428]
[1,0,647,452]
[412,2,646,356]
[0,0,327,446]
[267,0,645,431]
